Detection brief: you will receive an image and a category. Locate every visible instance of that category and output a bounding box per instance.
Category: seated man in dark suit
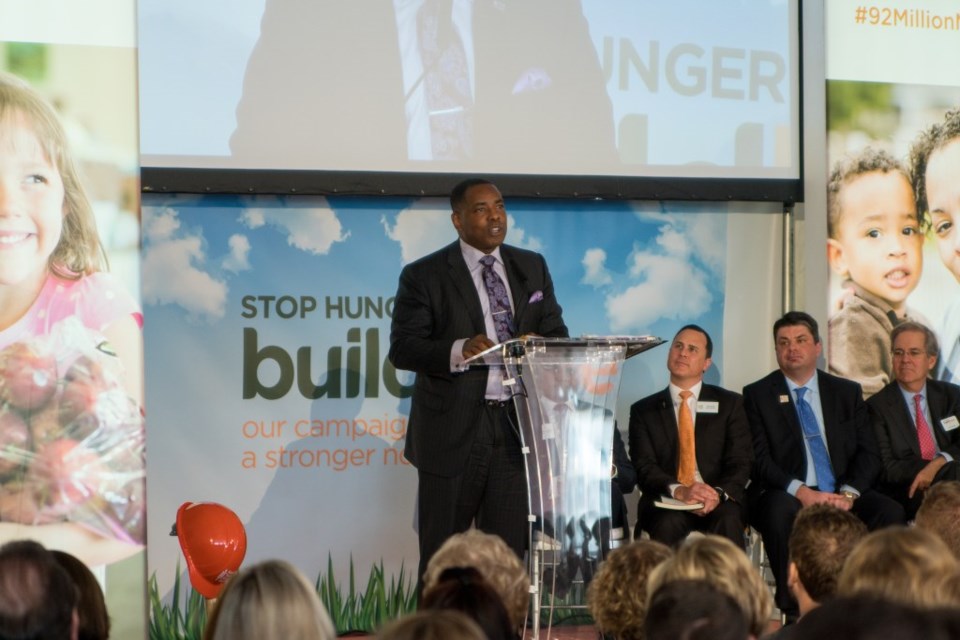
[743,311,905,619]
[629,324,752,549]
[868,321,960,519]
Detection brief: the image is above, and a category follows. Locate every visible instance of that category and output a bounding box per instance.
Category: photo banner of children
[0,8,145,637]
[824,0,960,396]
[0,51,142,552]
[140,193,754,633]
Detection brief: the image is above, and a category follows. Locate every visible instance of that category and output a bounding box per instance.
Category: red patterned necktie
[914,393,937,461]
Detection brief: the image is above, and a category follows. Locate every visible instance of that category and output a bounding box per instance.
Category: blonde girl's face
[0,114,65,288]
[925,138,960,282]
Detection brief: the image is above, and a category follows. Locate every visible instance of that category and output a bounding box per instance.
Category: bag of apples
[0,317,145,545]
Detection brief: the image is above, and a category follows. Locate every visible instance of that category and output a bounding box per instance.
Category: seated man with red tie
[628,325,752,549]
[867,321,960,519]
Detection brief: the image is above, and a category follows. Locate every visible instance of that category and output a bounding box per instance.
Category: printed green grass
[148,556,417,639]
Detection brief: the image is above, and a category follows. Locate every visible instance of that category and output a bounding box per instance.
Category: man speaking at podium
[389,178,568,588]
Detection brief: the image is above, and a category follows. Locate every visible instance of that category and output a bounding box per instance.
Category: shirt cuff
[940,452,954,463]
[668,483,682,499]
[839,484,860,497]
[787,480,803,496]
[451,339,468,372]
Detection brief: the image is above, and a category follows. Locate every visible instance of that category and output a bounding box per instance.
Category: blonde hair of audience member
[377,610,486,640]
[586,540,672,640]
[915,480,960,561]
[202,560,335,640]
[787,504,867,616]
[645,535,773,638]
[422,530,528,628]
[838,526,960,610]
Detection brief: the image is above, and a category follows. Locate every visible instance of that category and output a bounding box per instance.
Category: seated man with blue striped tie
[742,311,905,621]
[867,321,960,520]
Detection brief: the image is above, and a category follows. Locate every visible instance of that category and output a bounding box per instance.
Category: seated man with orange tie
[628,325,752,549]
[867,321,960,519]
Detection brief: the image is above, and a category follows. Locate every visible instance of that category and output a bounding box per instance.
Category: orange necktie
[677,390,696,486]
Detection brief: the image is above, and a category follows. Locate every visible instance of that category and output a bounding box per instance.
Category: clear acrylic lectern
[463,335,664,639]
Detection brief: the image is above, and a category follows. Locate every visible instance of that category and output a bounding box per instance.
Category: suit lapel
[884,384,922,458]
[501,246,529,327]
[656,388,679,456]
[927,382,950,450]
[445,243,486,335]
[694,385,716,465]
[816,374,844,459]
[772,374,804,450]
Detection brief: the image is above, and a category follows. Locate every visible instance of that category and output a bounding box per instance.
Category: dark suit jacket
[230,0,616,171]
[611,427,636,530]
[628,384,753,505]
[743,369,882,494]
[388,241,568,477]
[867,379,960,488]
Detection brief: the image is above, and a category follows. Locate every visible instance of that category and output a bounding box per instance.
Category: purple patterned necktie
[417,0,473,160]
[480,255,515,343]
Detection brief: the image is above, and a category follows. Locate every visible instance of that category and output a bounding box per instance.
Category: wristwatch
[840,490,857,502]
[713,486,729,502]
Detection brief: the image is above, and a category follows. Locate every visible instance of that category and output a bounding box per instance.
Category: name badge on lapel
[942,416,960,432]
[697,401,719,414]
[779,395,790,404]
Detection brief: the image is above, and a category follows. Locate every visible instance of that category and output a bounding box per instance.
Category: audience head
[788,504,867,606]
[51,550,110,640]
[838,526,960,610]
[915,480,960,560]
[793,594,959,640]
[376,610,486,640]
[0,539,79,640]
[644,579,749,640]
[423,530,528,627]
[646,535,773,638]
[202,559,334,640]
[586,539,672,640]
[421,566,516,640]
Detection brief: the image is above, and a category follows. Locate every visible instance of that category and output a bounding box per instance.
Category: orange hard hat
[173,501,247,599]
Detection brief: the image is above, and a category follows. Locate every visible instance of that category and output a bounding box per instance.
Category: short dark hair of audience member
[788,504,867,609]
[422,530,528,628]
[421,566,516,640]
[376,610,487,640]
[644,579,748,640]
[915,480,960,560]
[51,550,110,640]
[838,526,960,610]
[793,594,946,640]
[202,559,334,640]
[586,540,673,640]
[0,539,79,640]
[645,535,773,638]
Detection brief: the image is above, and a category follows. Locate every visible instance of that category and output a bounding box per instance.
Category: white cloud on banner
[222,234,251,272]
[240,196,349,255]
[605,205,725,332]
[582,248,612,286]
[142,207,228,321]
[384,200,544,264]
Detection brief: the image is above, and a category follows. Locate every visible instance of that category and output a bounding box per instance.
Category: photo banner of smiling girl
[824,0,960,395]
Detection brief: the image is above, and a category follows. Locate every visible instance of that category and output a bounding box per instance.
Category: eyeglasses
[892,348,927,358]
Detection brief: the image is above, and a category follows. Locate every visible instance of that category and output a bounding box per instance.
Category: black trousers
[416,402,527,594]
[637,498,747,550]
